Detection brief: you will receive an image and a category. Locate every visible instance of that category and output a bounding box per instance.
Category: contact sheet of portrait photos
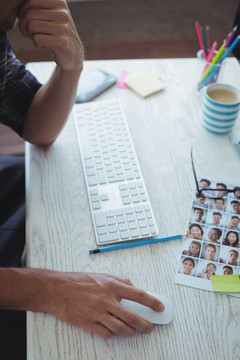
[174,177,240,297]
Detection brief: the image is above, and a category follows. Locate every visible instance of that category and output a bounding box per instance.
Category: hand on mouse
[42,271,165,338]
[1,269,165,338]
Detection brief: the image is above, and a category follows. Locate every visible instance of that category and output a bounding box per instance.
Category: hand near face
[18,0,84,72]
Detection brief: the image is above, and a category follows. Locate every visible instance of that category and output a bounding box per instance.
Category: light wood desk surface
[26,58,240,360]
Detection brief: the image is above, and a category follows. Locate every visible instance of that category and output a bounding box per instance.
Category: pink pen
[195,21,208,60]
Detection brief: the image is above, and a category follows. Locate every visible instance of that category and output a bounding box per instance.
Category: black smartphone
[76,68,117,103]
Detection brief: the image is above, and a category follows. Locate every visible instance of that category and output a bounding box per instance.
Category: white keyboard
[74,99,158,245]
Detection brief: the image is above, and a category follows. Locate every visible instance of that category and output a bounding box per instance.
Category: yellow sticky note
[211,275,240,293]
[124,70,165,98]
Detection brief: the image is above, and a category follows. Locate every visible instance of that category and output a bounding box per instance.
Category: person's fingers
[89,322,115,339]
[18,8,69,37]
[20,20,68,40]
[19,0,65,14]
[100,313,135,337]
[101,273,134,287]
[28,33,68,51]
[112,283,165,312]
[111,302,154,334]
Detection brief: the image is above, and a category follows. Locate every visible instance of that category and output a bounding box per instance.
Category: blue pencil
[89,234,183,254]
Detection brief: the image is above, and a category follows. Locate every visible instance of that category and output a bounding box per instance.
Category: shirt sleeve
[0,34,42,136]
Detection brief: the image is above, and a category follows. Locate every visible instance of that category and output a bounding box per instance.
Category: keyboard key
[150,226,157,234]
[126,214,135,222]
[116,215,126,224]
[97,170,107,184]
[108,225,118,233]
[107,217,116,225]
[97,226,107,235]
[145,211,152,219]
[120,231,130,240]
[128,221,137,230]
[140,228,150,236]
[92,202,101,210]
[138,220,147,228]
[87,175,98,186]
[130,229,140,238]
[94,212,106,227]
[125,207,133,215]
[136,213,145,221]
[134,205,143,213]
[90,189,98,195]
[131,195,140,203]
[85,159,94,168]
[99,233,120,243]
[118,223,128,231]
[100,194,109,201]
[105,211,114,218]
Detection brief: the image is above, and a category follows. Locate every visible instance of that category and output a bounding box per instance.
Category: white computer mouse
[120,292,173,325]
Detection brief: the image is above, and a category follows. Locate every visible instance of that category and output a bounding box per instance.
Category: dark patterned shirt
[0,31,42,136]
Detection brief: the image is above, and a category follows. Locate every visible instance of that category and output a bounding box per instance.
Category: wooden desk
[26,58,240,360]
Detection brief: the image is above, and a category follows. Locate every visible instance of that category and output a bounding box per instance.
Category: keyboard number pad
[94,205,157,244]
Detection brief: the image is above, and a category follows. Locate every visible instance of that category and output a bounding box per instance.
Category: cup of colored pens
[195,22,240,91]
[196,47,226,88]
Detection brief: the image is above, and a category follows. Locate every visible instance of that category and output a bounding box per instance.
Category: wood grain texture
[26,58,240,360]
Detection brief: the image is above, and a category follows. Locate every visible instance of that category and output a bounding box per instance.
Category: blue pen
[89,234,183,254]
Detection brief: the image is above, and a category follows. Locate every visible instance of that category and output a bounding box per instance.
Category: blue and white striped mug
[202,83,240,135]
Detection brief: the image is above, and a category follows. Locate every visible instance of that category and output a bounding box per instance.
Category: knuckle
[27,19,35,33]
[125,313,138,326]
[58,9,69,23]
[33,34,41,47]
[96,293,110,307]
[122,277,133,286]
[135,288,145,302]
[113,322,127,335]
[61,24,69,36]
[59,36,68,49]
[57,0,68,10]
[104,277,116,291]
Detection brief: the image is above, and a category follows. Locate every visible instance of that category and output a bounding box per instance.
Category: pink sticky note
[118,71,130,89]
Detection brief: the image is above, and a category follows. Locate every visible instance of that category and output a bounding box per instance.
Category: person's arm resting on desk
[19,0,84,146]
[0,269,164,338]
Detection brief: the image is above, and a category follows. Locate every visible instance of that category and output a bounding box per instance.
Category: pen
[206,25,211,50]
[226,25,238,48]
[89,234,183,254]
[195,22,208,60]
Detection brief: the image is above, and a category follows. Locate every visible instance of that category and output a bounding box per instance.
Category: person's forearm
[0,268,54,312]
[22,66,82,146]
